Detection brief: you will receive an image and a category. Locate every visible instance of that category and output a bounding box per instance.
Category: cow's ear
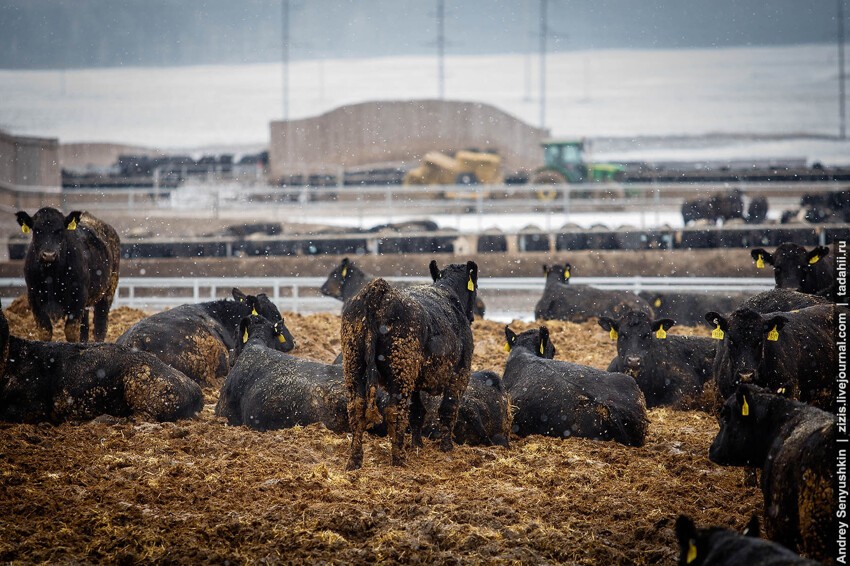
[542,264,550,274]
[273,320,289,345]
[503,326,517,352]
[64,211,82,231]
[704,311,728,332]
[239,317,251,344]
[232,288,248,303]
[562,263,571,280]
[340,257,350,278]
[246,296,259,316]
[750,248,772,268]
[538,326,550,356]
[429,260,441,281]
[674,516,698,565]
[597,317,618,340]
[651,318,675,339]
[743,515,760,538]
[15,211,33,234]
[466,261,478,291]
[807,245,829,265]
[763,315,788,341]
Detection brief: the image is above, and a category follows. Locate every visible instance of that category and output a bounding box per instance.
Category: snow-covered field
[0,43,848,164]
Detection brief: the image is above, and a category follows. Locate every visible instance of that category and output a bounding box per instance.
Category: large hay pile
[0,299,759,564]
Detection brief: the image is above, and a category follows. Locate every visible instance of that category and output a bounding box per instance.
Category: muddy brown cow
[705,305,836,410]
[215,315,346,432]
[598,312,715,408]
[117,289,289,388]
[15,208,120,342]
[750,243,833,296]
[674,515,819,565]
[0,304,202,423]
[341,260,478,470]
[709,385,837,562]
[502,326,648,446]
[320,257,486,317]
[534,263,652,322]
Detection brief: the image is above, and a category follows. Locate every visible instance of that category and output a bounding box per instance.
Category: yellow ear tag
[278,333,286,344]
[341,267,348,278]
[655,327,667,340]
[609,328,618,340]
[467,276,474,291]
[686,541,697,564]
[755,254,764,269]
[808,255,820,265]
[251,308,258,316]
[741,396,750,416]
[242,328,249,343]
[503,342,511,353]
[563,269,570,280]
[711,325,725,340]
[21,224,30,234]
[539,342,545,355]
[67,218,77,230]
[654,298,662,308]
[767,325,779,342]
[776,387,785,395]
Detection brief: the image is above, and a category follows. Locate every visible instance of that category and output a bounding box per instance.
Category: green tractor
[530,139,625,199]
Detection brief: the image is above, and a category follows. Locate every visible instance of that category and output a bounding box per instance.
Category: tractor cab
[542,140,588,183]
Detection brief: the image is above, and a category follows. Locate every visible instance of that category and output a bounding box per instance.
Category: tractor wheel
[531,170,567,200]
[455,172,479,185]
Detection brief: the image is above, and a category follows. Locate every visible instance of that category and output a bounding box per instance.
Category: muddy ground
[0,300,761,564]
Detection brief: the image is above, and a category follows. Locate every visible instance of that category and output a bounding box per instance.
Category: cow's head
[674,514,760,566]
[542,263,571,285]
[751,243,829,291]
[598,311,675,376]
[249,293,284,324]
[430,260,478,323]
[320,257,353,300]
[234,314,295,359]
[708,384,775,468]
[704,309,787,397]
[504,326,556,359]
[16,208,83,265]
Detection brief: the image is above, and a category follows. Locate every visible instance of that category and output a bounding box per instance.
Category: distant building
[269,99,548,182]
[0,129,60,189]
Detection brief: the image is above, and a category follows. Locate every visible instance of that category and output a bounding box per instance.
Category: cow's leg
[79,308,90,343]
[384,388,411,467]
[93,298,110,342]
[409,390,425,448]
[345,373,368,471]
[437,375,468,452]
[30,303,53,342]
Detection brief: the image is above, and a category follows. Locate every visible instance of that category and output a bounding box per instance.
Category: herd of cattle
[1,206,841,564]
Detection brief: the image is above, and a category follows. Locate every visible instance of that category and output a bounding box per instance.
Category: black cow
[709,385,837,561]
[682,189,744,225]
[320,257,486,318]
[705,305,836,410]
[0,304,202,423]
[216,315,349,432]
[534,263,653,322]
[739,288,830,314]
[597,312,715,408]
[745,196,769,224]
[750,243,833,295]
[341,260,478,469]
[638,291,746,326]
[422,370,512,447]
[674,515,819,566]
[502,326,648,446]
[117,289,290,388]
[15,208,120,342]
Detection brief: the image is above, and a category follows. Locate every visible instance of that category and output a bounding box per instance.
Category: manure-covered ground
[0,299,760,564]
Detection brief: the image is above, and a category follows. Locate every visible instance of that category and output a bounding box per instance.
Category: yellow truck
[403,149,503,186]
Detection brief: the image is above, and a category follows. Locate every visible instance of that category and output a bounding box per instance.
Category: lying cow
[117,288,290,388]
[750,243,833,296]
[739,287,830,314]
[502,325,648,446]
[341,260,478,469]
[709,385,837,561]
[15,208,120,342]
[674,515,819,565]
[534,263,653,323]
[320,257,486,317]
[638,291,745,326]
[705,305,836,410]
[597,312,715,408]
[0,303,202,423]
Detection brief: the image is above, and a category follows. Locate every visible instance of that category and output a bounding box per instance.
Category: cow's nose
[738,371,755,383]
[39,250,58,263]
[626,356,641,368]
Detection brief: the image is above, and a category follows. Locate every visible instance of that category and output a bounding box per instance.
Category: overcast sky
[0,0,845,69]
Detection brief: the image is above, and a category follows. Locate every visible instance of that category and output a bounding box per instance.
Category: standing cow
[15,208,120,342]
[705,305,836,410]
[534,263,653,322]
[709,385,837,561]
[597,311,715,408]
[750,243,833,296]
[341,260,478,470]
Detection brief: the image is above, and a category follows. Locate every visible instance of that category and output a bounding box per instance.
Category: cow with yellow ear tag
[708,384,837,562]
[749,243,834,296]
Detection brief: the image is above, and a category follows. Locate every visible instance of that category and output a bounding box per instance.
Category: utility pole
[838,0,847,140]
[539,0,548,129]
[437,0,445,99]
[281,0,290,121]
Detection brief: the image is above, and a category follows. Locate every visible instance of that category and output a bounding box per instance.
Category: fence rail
[0,276,775,316]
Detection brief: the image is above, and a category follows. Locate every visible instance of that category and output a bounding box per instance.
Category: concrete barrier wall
[269,99,549,180]
[0,130,60,188]
[59,142,163,172]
